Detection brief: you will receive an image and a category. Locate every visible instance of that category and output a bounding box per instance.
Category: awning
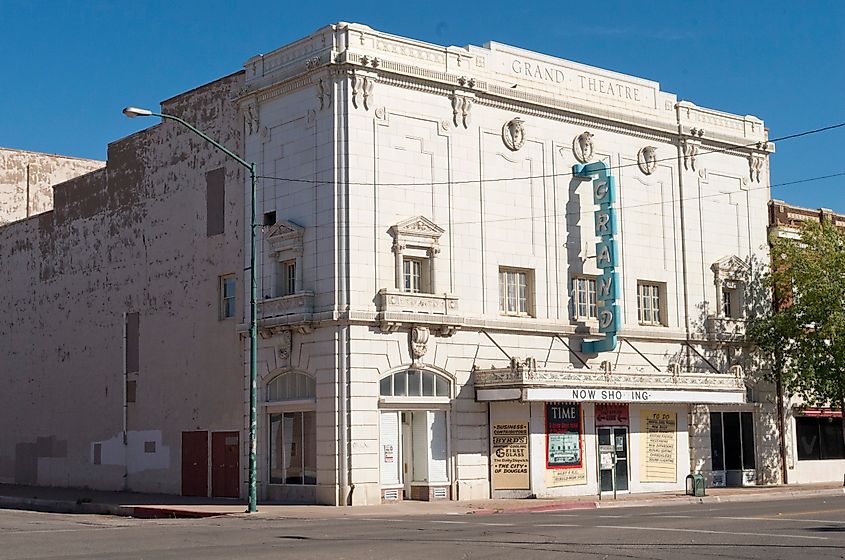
[795,407,843,418]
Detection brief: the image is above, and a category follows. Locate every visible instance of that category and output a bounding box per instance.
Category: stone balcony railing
[376,289,459,315]
[258,292,314,321]
[703,315,747,341]
[473,357,745,393]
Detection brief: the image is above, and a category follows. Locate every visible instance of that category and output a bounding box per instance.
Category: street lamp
[123,106,259,513]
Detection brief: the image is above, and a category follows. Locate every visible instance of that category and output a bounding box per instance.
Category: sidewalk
[0,482,842,520]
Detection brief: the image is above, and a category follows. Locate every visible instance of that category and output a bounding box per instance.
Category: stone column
[714,276,724,317]
[393,242,404,290]
[428,246,440,294]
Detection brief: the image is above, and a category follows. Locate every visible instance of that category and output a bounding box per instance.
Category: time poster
[546,402,582,469]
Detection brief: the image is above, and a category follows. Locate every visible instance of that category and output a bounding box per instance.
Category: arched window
[379,369,450,398]
[266,371,315,402]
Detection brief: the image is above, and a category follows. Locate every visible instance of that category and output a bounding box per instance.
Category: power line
[255,121,845,188]
[257,169,845,230]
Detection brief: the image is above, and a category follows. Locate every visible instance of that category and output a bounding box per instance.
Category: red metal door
[211,431,240,498]
[181,431,208,497]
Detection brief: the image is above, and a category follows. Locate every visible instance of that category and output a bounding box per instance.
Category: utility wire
[255,121,845,188]
[256,170,845,230]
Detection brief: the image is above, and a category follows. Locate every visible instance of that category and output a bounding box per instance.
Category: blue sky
[2,0,843,211]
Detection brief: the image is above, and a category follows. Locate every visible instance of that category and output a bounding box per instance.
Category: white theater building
[243,23,777,505]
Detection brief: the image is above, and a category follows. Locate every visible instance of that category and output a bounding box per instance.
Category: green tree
[748,218,845,453]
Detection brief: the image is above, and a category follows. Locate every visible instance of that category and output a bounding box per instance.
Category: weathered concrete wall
[0,72,246,495]
[0,148,104,225]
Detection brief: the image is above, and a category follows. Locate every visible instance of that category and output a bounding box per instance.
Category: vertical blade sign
[573,161,619,353]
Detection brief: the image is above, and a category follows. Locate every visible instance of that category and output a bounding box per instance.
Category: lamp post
[123,106,259,513]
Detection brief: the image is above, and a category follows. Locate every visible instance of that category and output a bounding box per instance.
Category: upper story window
[281,259,297,297]
[390,216,444,294]
[220,275,236,320]
[403,258,424,293]
[499,267,533,317]
[265,220,305,298]
[572,275,597,320]
[722,288,735,318]
[711,256,748,320]
[637,281,665,326]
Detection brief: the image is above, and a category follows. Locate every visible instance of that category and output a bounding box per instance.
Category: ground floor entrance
[180,430,240,499]
[379,409,450,501]
[598,426,629,494]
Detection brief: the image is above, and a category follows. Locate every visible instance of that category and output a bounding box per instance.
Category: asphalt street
[1,495,844,559]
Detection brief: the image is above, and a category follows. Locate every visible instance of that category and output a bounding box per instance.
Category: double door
[181,431,240,498]
[598,426,629,493]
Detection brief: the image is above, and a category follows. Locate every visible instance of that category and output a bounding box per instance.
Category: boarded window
[126,312,139,374]
[206,167,225,236]
[126,379,137,403]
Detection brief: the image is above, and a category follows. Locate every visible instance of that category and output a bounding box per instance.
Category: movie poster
[546,402,582,468]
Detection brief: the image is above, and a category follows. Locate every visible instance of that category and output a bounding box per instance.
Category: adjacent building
[768,200,845,484]
[1,23,783,505]
[0,147,104,225]
[0,74,245,496]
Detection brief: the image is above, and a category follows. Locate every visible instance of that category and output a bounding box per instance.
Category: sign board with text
[491,422,530,490]
[639,410,677,482]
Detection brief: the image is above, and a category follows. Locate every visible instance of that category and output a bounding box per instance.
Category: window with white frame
[637,281,664,326]
[572,275,597,320]
[403,257,425,293]
[280,259,297,297]
[499,267,533,316]
[220,275,236,320]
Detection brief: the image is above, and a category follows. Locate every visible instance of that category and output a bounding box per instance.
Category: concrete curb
[0,495,130,517]
[0,496,229,519]
[596,486,845,509]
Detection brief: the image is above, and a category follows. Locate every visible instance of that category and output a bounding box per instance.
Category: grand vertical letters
[573,161,619,352]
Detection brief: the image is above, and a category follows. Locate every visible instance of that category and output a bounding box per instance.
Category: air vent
[383,489,400,501]
[432,487,448,499]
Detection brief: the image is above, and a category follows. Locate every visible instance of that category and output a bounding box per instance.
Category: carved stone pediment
[710,255,748,277]
[266,220,305,257]
[391,215,444,237]
[390,216,444,250]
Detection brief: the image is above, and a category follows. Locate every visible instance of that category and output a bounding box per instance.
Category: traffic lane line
[594,524,829,541]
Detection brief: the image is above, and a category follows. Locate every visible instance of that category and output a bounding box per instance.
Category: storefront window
[269,411,316,484]
[710,411,755,470]
[796,416,845,460]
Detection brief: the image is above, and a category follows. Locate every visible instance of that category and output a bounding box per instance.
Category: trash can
[685,473,706,497]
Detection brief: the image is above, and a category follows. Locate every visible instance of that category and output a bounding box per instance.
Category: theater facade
[243,23,777,505]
